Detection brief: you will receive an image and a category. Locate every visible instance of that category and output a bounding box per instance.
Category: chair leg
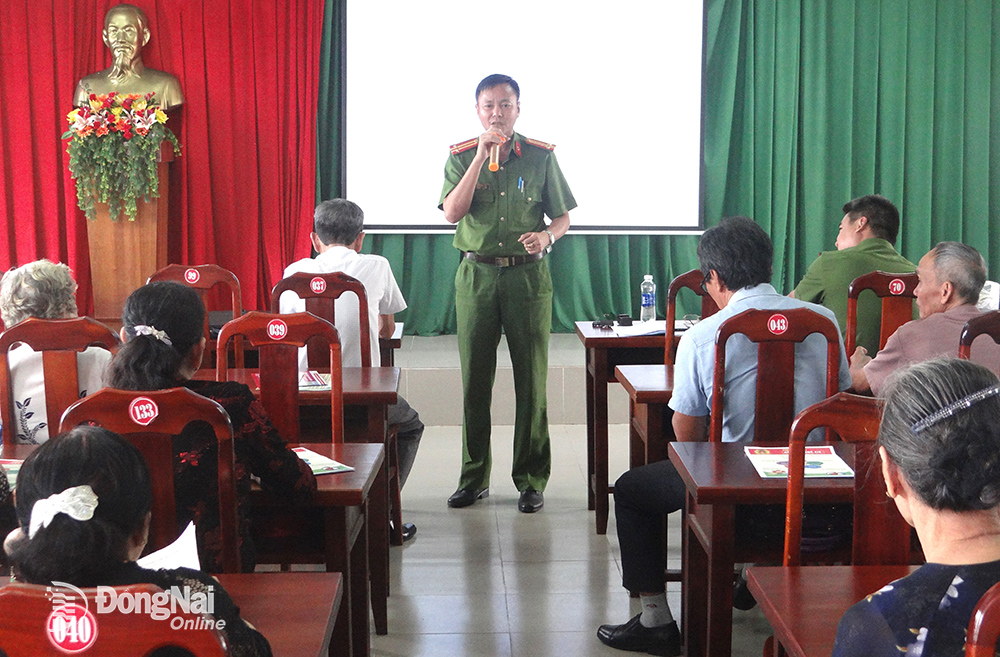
[387,427,404,546]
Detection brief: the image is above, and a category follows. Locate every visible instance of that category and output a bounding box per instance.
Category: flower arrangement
[62,92,181,221]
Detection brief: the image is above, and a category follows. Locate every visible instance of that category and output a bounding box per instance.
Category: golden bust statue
[73,4,183,110]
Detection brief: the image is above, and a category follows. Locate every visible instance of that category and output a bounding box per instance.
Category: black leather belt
[462,252,545,267]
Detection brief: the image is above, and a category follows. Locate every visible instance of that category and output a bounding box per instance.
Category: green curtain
[319,0,1000,335]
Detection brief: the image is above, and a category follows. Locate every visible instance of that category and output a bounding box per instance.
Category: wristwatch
[544,229,556,250]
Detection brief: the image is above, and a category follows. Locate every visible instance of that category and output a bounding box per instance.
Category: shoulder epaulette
[449,138,478,155]
[523,137,556,151]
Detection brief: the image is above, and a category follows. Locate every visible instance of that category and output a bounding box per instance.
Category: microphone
[489,143,500,172]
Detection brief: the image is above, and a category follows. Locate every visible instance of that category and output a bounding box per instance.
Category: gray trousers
[388,395,423,489]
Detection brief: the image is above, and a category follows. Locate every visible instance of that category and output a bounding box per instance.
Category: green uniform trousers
[455,257,552,492]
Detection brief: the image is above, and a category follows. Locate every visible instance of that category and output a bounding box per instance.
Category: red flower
[89,93,96,101]
[122,98,133,110]
[123,130,132,140]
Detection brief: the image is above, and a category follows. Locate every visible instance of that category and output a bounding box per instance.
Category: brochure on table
[743,445,854,479]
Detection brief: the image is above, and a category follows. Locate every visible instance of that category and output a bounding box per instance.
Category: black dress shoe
[447,487,488,508]
[517,489,544,513]
[733,566,757,610]
[597,615,681,656]
[401,522,417,542]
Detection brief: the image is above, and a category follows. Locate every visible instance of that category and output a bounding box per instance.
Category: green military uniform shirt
[438,132,577,255]
[793,238,916,356]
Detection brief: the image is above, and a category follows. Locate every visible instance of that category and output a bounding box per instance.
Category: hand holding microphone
[489,143,500,172]
[479,129,506,172]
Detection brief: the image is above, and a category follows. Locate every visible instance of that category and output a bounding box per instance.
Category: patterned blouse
[177,380,316,572]
[832,560,1000,656]
[103,561,271,657]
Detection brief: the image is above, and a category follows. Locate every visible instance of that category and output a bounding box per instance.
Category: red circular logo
[310,277,327,294]
[47,604,98,653]
[768,313,789,335]
[888,278,906,295]
[267,319,288,340]
[128,397,159,426]
[184,268,200,284]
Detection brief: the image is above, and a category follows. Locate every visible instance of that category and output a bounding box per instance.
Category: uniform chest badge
[476,183,489,190]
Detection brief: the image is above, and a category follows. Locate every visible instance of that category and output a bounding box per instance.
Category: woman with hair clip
[108,281,315,572]
[4,426,271,656]
[832,358,1000,656]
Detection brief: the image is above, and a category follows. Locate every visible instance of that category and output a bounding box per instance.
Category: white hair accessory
[133,324,172,346]
[28,485,99,539]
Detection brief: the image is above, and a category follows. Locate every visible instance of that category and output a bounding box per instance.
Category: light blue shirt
[668,284,852,443]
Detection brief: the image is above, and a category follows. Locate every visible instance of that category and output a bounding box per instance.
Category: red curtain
[0,0,323,313]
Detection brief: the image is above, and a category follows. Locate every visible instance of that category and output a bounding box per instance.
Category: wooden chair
[966,581,1000,656]
[783,392,910,566]
[959,310,1000,361]
[0,582,226,656]
[270,271,371,368]
[216,311,343,444]
[0,317,120,446]
[711,307,843,444]
[272,271,406,544]
[845,271,918,355]
[59,387,240,573]
[147,264,245,369]
[664,269,720,365]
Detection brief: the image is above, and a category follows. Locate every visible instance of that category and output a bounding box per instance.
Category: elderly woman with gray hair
[832,358,1000,656]
[0,260,110,443]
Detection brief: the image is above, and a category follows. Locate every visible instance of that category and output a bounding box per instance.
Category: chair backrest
[710,307,842,445]
[783,392,911,567]
[966,581,1000,656]
[845,271,918,355]
[217,311,343,443]
[0,582,227,656]
[960,310,1000,360]
[59,387,240,573]
[270,271,372,368]
[0,317,120,446]
[147,264,244,369]
[664,269,719,366]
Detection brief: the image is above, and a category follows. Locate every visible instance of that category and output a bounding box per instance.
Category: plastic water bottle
[640,275,656,322]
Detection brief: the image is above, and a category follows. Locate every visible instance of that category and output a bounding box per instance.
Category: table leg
[369,463,389,635]
[350,507,371,657]
[705,503,735,657]
[593,349,610,535]
[325,509,353,657]
[585,348,596,511]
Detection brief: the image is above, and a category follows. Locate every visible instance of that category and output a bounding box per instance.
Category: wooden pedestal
[86,142,174,322]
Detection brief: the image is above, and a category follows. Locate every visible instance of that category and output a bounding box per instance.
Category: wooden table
[745,565,915,657]
[219,572,343,657]
[669,441,855,657]
[251,442,385,657]
[378,322,403,366]
[575,321,665,534]
[615,364,675,470]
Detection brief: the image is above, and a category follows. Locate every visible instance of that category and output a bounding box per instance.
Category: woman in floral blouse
[108,281,315,572]
[832,358,1000,656]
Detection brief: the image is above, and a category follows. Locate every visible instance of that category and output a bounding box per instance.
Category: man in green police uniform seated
[439,74,576,513]
[790,194,916,356]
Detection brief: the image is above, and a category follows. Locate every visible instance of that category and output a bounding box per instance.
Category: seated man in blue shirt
[597,216,851,656]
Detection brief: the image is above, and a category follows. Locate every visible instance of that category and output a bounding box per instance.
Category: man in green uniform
[791,194,916,356]
[439,74,576,513]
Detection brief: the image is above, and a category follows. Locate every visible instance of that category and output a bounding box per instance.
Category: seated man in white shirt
[279,199,424,541]
[0,260,111,444]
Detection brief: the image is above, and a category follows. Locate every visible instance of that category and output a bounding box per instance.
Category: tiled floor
[373,422,774,657]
